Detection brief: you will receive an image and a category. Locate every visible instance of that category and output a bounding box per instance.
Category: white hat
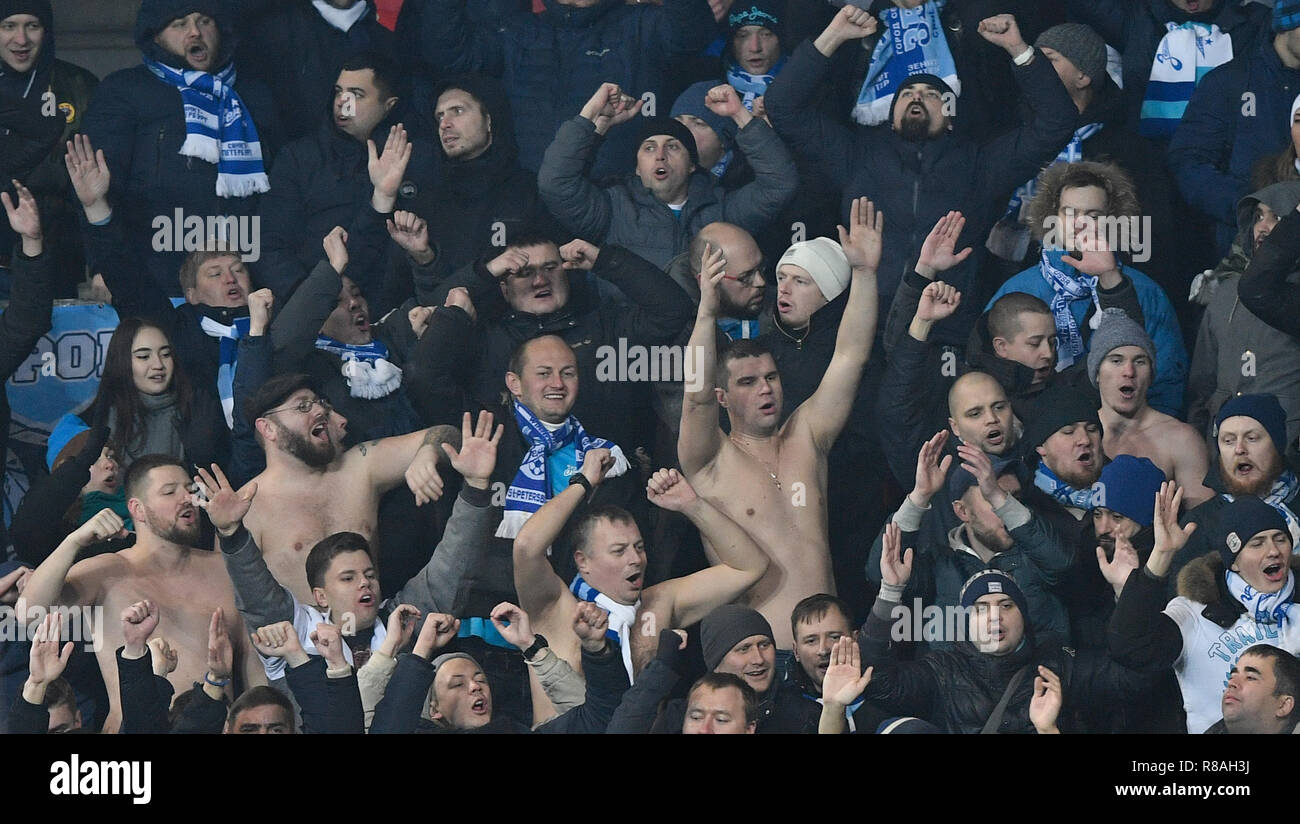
[777,237,850,301]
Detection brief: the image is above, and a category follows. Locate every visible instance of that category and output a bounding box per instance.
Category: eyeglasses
[264,396,332,416]
[722,265,765,287]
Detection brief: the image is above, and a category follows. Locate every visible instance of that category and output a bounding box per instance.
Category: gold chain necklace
[729,435,782,490]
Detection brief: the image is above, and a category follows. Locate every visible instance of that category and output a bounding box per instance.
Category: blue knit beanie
[1089,455,1165,527]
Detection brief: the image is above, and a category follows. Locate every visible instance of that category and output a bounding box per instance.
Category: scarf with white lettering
[143,58,270,198]
[1035,462,1096,511]
[1039,248,1102,370]
[199,314,250,428]
[313,336,402,399]
[570,573,640,681]
[1139,22,1233,138]
[495,401,628,539]
[1226,568,1297,627]
[852,0,958,126]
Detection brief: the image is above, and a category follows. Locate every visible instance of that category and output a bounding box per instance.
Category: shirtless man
[513,459,769,694]
[18,455,262,733]
[242,373,460,602]
[679,196,881,649]
[1088,309,1211,507]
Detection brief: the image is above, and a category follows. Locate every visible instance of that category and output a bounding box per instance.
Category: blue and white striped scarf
[143,58,270,198]
[1035,462,1095,511]
[199,314,249,429]
[1039,249,1101,371]
[1002,122,1104,220]
[852,0,959,126]
[726,56,786,112]
[571,573,640,681]
[495,401,628,539]
[1226,568,1297,627]
[1139,22,1233,139]
[313,335,402,399]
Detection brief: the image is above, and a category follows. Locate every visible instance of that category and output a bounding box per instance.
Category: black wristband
[522,634,548,661]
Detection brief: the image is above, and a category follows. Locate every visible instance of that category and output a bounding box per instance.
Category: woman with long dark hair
[89,316,227,474]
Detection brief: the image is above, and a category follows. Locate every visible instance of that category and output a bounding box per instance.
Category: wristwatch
[568,473,594,498]
[522,634,549,661]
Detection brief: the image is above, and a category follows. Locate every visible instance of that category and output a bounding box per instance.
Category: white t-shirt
[1166,596,1300,733]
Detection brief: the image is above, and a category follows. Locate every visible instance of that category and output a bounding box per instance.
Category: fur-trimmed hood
[1177,552,1300,628]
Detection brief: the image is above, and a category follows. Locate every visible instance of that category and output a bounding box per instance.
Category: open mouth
[1234,460,1257,477]
[777,299,792,313]
[310,421,329,441]
[470,697,487,713]
[9,49,31,62]
[358,592,375,607]
[653,166,668,180]
[985,428,1004,447]
[532,288,552,300]
[745,667,769,682]
[178,507,196,524]
[758,400,777,415]
[1117,384,1136,401]
[625,571,643,589]
[187,42,208,63]
[1076,450,1094,466]
[1264,561,1286,582]
[353,313,370,332]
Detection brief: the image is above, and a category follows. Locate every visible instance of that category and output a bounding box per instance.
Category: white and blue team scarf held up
[571,574,640,680]
[496,401,629,540]
[143,58,270,198]
[1036,462,1096,510]
[200,314,250,428]
[852,0,959,126]
[1039,248,1103,371]
[314,336,402,400]
[1227,567,1298,627]
[1139,21,1233,139]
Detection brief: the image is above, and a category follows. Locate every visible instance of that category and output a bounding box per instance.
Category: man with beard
[867,430,1074,650]
[1090,309,1211,505]
[679,197,880,651]
[1168,393,1300,583]
[765,7,1076,343]
[241,373,460,603]
[18,455,263,733]
[82,1,281,298]
[1189,182,1300,445]
[1019,383,1105,530]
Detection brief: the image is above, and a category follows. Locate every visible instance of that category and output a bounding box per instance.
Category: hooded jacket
[399,0,715,178]
[1170,30,1300,256]
[1239,205,1300,341]
[82,0,284,297]
[1189,183,1300,444]
[538,113,797,270]
[1110,553,1300,733]
[234,0,395,144]
[765,39,1077,346]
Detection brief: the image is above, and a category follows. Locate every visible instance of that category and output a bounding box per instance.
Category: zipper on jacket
[156,127,166,177]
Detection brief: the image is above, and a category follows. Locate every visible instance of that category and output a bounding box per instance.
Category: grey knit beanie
[1087,309,1155,387]
[1035,23,1108,84]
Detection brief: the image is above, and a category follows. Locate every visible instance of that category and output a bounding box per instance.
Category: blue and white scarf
[717,317,760,341]
[1002,122,1103,221]
[143,58,270,198]
[314,336,402,400]
[1039,249,1102,371]
[1138,22,1233,139]
[726,56,787,112]
[496,401,629,539]
[1225,471,1300,547]
[199,314,250,429]
[852,0,959,126]
[1226,568,1297,627]
[1035,462,1096,511]
[571,573,640,681]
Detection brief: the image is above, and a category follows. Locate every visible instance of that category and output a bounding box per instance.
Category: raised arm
[575,240,694,346]
[706,86,797,231]
[1108,482,1196,672]
[764,6,877,186]
[268,229,349,370]
[411,0,507,76]
[512,447,616,619]
[13,613,74,734]
[355,423,461,504]
[16,509,126,615]
[646,469,769,626]
[678,243,727,476]
[390,411,503,615]
[537,84,640,242]
[795,197,881,452]
[0,180,54,379]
